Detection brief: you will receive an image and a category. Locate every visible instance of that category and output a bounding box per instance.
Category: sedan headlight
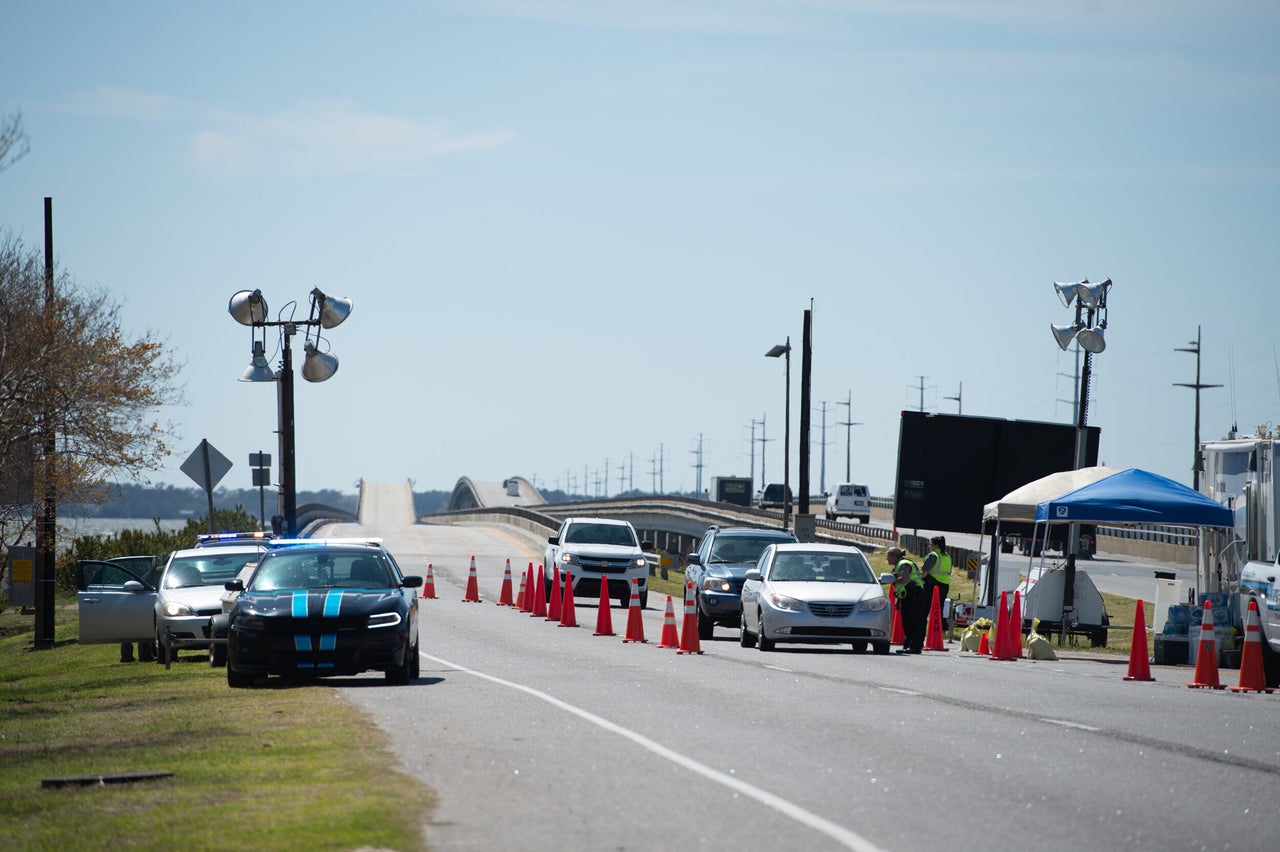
[703,577,732,593]
[233,615,268,631]
[368,612,403,629]
[858,596,889,613]
[767,592,804,612]
[161,601,193,617]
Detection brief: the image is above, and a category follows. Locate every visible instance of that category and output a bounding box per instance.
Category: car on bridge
[544,517,651,609]
[685,525,797,639]
[740,542,896,654]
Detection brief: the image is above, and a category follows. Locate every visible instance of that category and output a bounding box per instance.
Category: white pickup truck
[544,517,651,609]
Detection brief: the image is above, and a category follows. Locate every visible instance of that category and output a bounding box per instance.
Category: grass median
[0,605,432,851]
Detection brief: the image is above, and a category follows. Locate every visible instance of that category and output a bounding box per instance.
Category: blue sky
[3,1,1278,502]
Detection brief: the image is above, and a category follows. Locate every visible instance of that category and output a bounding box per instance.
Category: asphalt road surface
[318,494,1278,852]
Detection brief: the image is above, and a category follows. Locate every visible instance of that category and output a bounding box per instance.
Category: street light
[229,287,352,536]
[766,338,791,531]
[1049,277,1112,641]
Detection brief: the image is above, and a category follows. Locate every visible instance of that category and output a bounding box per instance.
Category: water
[6,517,193,554]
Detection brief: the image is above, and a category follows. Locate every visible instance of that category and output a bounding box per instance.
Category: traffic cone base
[677,581,703,654]
[923,586,947,652]
[1122,600,1155,682]
[1230,598,1275,693]
[657,596,679,648]
[1187,599,1225,689]
[462,556,481,602]
[594,578,615,636]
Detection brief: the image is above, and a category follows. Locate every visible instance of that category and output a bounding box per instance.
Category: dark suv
[685,526,797,639]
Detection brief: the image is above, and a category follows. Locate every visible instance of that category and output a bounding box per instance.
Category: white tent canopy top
[981,466,1120,525]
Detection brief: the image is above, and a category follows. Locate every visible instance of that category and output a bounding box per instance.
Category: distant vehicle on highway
[757,482,793,510]
[825,482,871,523]
[740,542,895,654]
[544,517,651,609]
[685,525,797,639]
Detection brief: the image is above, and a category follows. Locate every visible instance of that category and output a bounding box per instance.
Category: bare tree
[1,111,29,174]
[1,232,185,553]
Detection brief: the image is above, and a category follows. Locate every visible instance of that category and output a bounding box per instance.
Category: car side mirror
[224,579,245,592]
[687,554,702,566]
[745,569,762,581]
[878,573,896,585]
[401,575,423,588]
[640,541,653,550]
[123,580,146,593]
[548,536,560,546]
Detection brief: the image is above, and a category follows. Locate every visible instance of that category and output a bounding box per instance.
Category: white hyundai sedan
[740,543,896,654]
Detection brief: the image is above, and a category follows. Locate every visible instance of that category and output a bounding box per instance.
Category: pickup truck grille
[574,556,636,574]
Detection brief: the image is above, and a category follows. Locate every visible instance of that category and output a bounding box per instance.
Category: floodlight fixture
[301,341,339,382]
[229,289,268,326]
[240,340,276,382]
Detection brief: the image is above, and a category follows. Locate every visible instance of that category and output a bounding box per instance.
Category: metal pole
[34,197,56,649]
[783,339,791,531]
[799,312,812,517]
[277,326,297,537]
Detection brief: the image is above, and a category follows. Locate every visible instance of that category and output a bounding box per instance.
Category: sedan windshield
[768,552,875,583]
[163,553,261,589]
[709,537,789,563]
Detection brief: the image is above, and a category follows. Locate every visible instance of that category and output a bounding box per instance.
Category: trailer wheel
[1090,628,1108,648]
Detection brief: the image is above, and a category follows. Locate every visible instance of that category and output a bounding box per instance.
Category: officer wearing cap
[886,546,925,654]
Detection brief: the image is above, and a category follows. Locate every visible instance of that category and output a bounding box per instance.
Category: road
[320,488,1278,852]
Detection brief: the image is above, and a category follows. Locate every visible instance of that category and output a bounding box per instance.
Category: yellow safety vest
[894,559,922,599]
[926,550,952,585]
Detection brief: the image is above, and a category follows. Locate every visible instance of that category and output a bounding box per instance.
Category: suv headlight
[559,553,579,566]
[161,601,193,617]
[632,557,646,569]
[767,592,804,612]
[858,596,889,613]
[703,577,732,593]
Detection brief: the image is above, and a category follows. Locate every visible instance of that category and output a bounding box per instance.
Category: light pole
[229,287,352,537]
[1174,326,1221,492]
[1050,277,1112,639]
[766,338,791,530]
[837,390,860,483]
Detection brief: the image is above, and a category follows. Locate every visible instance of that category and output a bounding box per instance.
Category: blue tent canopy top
[1033,467,1234,528]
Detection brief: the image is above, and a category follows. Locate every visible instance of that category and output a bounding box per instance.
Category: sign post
[249,451,272,531]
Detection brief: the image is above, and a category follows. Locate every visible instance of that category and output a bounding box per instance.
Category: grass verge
[0,605,432,851]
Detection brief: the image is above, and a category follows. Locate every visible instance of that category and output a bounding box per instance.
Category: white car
[544,517,651,609]
[825,482,871,523]
[739,542,895,654]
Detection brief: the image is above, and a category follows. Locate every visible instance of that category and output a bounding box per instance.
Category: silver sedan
[739,543,896,654]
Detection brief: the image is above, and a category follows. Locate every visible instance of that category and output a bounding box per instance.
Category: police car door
[76,559,157,644]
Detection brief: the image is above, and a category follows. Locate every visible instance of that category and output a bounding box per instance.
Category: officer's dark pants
[899,586,927,652]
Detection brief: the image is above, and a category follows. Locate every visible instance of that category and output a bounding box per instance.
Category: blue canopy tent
[1033,468,1234,528]
[1023,468,1234,642]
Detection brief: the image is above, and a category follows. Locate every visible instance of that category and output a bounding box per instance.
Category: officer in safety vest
[921,535,952,629]
[886,547,925,654]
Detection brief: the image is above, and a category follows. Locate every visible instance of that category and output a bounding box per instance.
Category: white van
[825,483,871,523]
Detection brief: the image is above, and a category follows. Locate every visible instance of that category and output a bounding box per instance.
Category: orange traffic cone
[515,567,527,610]
[1231,598,1275,693]
[1187,599,1225,689]
[530,565,547,618]
[462,556,481,603]
[519,563,535,613]
[593,578,615,636]
[977,628,990,655]
[422,562,437,599]
[889,583,905,647]
[496,559,515,606]
[657,595,679,648]
[677,581,703,655]
[991,591,1016,661]
[923,586,947,652]
[558,572,578,627]
[546,566,563,622]
[1009,590,1024,659]
[622,579,647,643]
[1123,600,1155,681]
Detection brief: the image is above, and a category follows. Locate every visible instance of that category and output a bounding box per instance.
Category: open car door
[76,558,157,644]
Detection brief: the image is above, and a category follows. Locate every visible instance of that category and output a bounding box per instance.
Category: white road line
[1041,718,1101,732]
[878,687,921,696]
[423,652,887,852]
[763,664,793,672]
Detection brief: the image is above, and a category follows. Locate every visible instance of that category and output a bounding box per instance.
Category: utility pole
[1174,326,1221,492]
[944,382,963,414]
[837,390,861,482]
[756,413,772,489]
[912,375,930,412]
[690,434,705,496]
[816,400,831,494]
